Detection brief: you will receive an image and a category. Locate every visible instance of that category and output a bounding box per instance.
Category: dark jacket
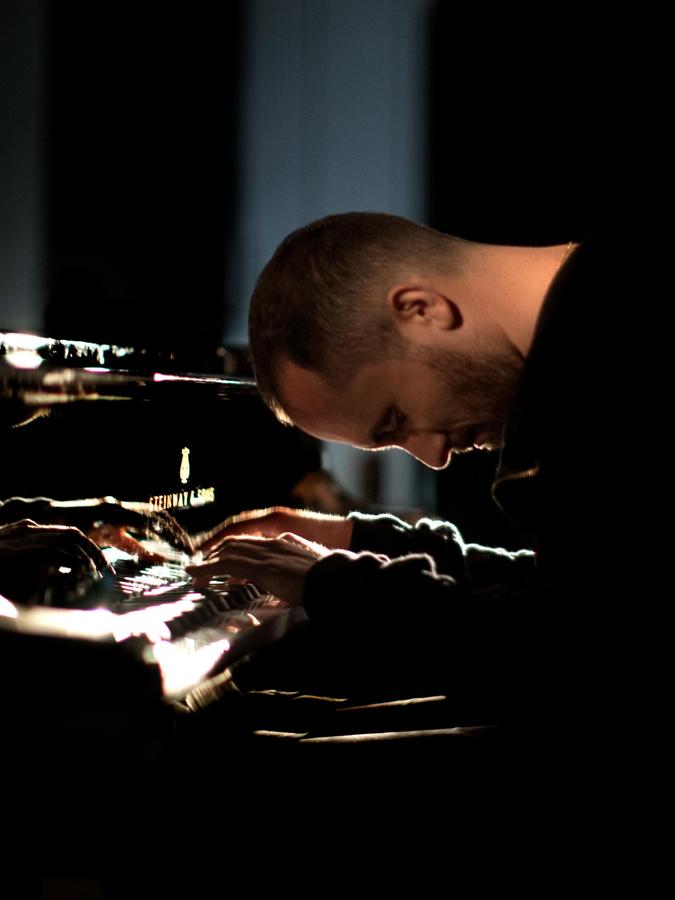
[302,191,671,733]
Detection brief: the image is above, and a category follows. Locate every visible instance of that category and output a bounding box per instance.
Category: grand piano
[1,331,487,832]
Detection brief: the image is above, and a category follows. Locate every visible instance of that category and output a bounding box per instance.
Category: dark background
[31,5,675,356]
[44,1,242,365]
[427,8,673,547]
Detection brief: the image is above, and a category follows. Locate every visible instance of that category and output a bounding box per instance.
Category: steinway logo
[147,446,215,510]
[148,486,215,511]
[180,447,190,484]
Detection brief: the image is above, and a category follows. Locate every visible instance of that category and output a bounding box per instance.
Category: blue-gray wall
[229,0,434,508]
[0,0,46,332]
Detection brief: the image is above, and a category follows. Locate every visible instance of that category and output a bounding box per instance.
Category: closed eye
[372,407,408,446]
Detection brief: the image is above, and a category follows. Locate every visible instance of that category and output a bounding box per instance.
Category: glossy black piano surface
[0,331,323,533]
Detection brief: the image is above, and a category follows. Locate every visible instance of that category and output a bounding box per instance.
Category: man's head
[248,211,527,468]
[249,213,466,413]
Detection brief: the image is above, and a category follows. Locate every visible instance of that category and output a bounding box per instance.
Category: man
[188,204,669,735]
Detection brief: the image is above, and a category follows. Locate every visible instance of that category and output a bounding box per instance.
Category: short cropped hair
[248,211,464,423]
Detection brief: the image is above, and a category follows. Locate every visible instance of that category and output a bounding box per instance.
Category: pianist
[187,197,671,746]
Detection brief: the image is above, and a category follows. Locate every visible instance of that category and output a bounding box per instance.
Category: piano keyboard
[0,543,307,705]
[103,545,307,701]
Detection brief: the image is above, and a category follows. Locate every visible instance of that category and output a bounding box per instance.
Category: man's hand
[187,532,334,606]
[0,519,112,606]
[197,507,353,558]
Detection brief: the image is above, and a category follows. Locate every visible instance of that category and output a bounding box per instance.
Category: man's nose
[399,433,449,469]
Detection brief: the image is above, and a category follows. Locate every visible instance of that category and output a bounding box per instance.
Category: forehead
[276,357,388,446]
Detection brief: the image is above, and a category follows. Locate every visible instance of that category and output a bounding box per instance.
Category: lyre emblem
[180,447,191,484]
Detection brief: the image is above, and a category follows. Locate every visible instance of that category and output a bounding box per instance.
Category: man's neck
[462,242,576,356]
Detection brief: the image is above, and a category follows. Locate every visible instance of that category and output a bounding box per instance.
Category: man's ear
[387,286,463,331]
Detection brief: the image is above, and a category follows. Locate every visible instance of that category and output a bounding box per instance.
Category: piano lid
[0,330,256,407]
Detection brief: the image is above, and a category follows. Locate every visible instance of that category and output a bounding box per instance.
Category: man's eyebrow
[371,406,396,444]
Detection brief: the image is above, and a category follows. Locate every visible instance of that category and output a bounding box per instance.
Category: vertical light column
[0,0,46,332]
[231,0,433,509]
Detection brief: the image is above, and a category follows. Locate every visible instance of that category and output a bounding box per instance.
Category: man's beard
[419,339,523,449]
